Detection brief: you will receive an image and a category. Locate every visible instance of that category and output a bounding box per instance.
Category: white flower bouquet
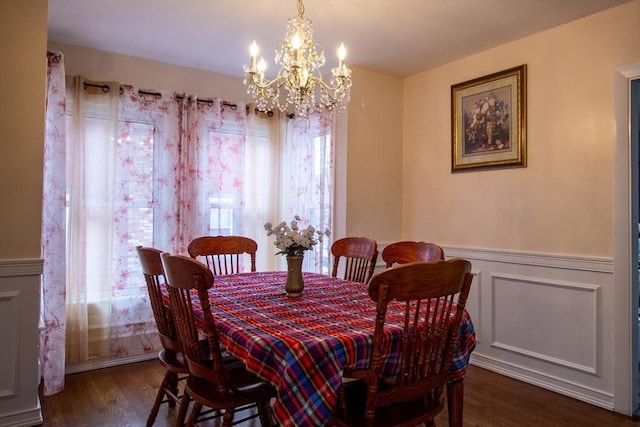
[264,215,331,257]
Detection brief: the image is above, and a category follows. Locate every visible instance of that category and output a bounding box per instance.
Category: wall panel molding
[423,245,616,411]
[0,291,19,399]
[490,272,600,374]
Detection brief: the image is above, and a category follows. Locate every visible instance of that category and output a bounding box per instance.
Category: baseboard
[470,354,615,411]
[0,406,43,427]
[65,352,157,375]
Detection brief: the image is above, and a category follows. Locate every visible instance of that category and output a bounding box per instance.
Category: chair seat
[332,381,444,427]
[158,342,242,371]
[186,369,275,409]
[157,349,189,373]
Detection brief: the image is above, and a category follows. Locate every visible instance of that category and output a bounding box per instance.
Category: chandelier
[243,0,352,117]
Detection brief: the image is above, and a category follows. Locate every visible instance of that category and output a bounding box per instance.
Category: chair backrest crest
[331,237,378,284]
[188,235,258,275]
[381,240,444,268]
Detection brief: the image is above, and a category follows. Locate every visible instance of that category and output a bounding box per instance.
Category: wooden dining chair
[330,259,473,427]
[381,241,444,268]
[188,235,258,275]
[160,253,276,427]
[136,246,189,427]
[331,237,379,284]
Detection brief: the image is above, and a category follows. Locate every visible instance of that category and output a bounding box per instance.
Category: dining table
[186,270,476,427]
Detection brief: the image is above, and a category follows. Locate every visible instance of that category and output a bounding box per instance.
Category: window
[54,81,334,366]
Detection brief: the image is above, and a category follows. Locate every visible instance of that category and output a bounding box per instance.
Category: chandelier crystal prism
[243,0,352,117]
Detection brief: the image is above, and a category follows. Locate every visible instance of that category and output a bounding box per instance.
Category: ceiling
[48,0,630,78]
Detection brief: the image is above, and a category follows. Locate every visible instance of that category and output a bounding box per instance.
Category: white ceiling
[48,0,630,78]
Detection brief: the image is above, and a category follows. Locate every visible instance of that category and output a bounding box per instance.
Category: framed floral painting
[451,64,527,172]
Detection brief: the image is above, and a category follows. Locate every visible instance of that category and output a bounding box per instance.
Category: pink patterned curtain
[109,86,183,356]
[41,51,67,395]
[118,86,182,252]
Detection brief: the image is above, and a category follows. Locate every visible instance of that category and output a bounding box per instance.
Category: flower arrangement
[464,93,510,152]
[264,215,331,257]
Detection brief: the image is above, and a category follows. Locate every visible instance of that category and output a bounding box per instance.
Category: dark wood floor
[39,359,640,427]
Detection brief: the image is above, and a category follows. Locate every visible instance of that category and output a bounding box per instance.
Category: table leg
[446,380,463,427]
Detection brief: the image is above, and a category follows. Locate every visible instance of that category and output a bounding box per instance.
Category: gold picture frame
[451,64,527,172]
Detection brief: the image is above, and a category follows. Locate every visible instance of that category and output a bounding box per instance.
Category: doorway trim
[613,60,640,416]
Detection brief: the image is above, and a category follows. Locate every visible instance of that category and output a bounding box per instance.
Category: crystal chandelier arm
[307,75,347,93]
[247,72,289,90]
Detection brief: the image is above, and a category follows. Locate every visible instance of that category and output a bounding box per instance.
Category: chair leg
[337,384,347,418]
[175,391,191,427]
[147,369,173,427]
[166,372,180,408]
[221,408,235,427]
[257,400,273,426]
[186,402,202,427]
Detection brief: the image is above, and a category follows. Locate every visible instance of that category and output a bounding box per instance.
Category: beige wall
[345,67,404,242]
[0,0,47,259]
[0,1,47,423]
[47,42,406,245]
[403,0,640,258]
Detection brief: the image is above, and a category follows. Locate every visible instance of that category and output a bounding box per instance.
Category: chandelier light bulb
[250,40,259,57]
[291,32,302,50]
[257,57,267,73]
[337,43,346,74]
[338,43,346,61]
[249,41,259,72]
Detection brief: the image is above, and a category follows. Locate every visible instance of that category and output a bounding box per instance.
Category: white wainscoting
[376,243,617,411]
[0,259,43,427]
[445,246,615,410]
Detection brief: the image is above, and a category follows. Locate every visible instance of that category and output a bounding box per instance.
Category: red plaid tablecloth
[190,271,475,427]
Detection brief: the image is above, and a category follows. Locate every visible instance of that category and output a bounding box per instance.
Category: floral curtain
[118,86,182,253]
[109,86,183,357]
[41,51,67,395]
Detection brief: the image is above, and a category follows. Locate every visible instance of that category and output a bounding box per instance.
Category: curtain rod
[174,93,237,109]
[82,83,294,118]
[82,82,237,109]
